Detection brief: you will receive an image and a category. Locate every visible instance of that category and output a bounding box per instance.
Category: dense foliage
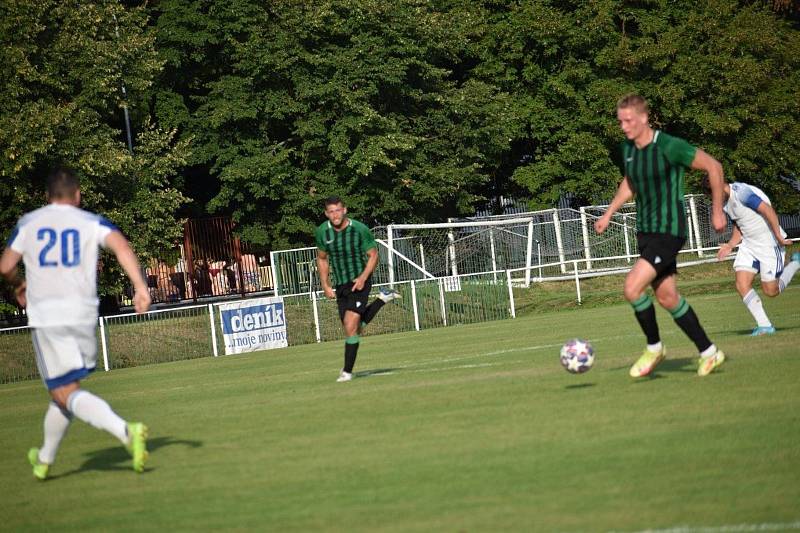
[0,0,189,256]
[2,0,799,262]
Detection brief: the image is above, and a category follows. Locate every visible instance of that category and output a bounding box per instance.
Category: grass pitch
[1,286,799,532]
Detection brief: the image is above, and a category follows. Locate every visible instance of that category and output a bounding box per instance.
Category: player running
[595,94,728,378]
[315,196,401,382]
[1,168,152,479]
[703,177,799,335]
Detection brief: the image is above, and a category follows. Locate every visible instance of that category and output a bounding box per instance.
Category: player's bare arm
[0,247,26,307]
[352,247,379,291]
[595,176,634,234]
[104,231,151,314]
[690,149,726,232]
[756,202,793,246]
[316,249,335,299]
[717,224,742,261]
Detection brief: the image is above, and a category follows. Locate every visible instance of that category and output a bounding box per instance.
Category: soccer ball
[560,339,595,374]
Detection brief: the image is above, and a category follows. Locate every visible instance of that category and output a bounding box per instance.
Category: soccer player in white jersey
[0,168,153,479]
[703,177,800,335]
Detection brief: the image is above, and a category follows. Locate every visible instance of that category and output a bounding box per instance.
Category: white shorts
[31,326,98,390]
[733,242,786,282]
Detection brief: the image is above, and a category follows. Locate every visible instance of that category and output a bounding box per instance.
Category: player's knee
[762,283,779,297]
[735,279,752,296]
[50,390,70,410]
[656,292,679,309]
[622,284,642,303]
[49,382,80,410]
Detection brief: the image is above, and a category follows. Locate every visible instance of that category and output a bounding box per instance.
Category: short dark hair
[617,93,649,115]
[47,167,80,199]
[324,196,344,208]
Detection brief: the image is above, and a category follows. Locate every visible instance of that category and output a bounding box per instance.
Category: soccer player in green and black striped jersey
[315,196,401,382]
[595,94,728,378]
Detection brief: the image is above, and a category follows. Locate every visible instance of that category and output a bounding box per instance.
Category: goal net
[373,217,538,286]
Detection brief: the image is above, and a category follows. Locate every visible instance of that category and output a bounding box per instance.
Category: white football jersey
[723,182,786,246]
[8,204,116,327]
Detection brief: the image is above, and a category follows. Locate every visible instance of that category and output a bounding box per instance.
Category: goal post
[386,217,537,285]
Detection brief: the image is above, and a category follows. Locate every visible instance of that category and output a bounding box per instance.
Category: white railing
[3,237,797,383]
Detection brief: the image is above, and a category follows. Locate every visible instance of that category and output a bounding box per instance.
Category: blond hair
[616,94,649,115]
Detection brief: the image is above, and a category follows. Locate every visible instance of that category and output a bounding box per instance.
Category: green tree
[0,0,190,295]
[147,0,799,251]
[475,0,800,211]
[150,0,521,248]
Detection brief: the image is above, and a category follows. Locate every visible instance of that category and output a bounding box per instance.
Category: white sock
[700,344,717,357]
[647,342,663,353]
[742,289,771,328]
[778,260,800,293]
[39,402,73,465]
[67,390,128,444]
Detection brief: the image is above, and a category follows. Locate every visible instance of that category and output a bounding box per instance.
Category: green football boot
[28,448,49,481]
[125,422,149,473]
[629,346,666,378]
[698,349,725,377]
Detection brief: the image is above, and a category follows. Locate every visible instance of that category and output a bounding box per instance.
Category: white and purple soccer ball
[560,339,595,374]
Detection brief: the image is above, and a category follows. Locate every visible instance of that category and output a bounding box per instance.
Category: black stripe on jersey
[635,148,651,233]
[347,226,359,280]
[339,228,350,283]
[677,191,686,237]
[332,230,346,284]
[341,228,352,282]
[354,228,362,278]
[653,146,665,234]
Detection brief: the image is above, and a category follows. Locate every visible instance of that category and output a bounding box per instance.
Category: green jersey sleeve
[354,221,377,253]
[617,141,632,176]
[350,218,378,253]
[314,223,329,252]
[658,132,697,168]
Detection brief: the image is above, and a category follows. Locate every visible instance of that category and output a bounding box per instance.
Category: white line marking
[612,520,800,533]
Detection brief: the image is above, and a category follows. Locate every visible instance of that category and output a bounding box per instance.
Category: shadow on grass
[622,357,700,382]
[725,326,797,336]
[47,436,202,479]
[658,357,698,373]
[355,368,397,378]
[565,383,595,390]
[606,357,697,374]
[741,325,800,336]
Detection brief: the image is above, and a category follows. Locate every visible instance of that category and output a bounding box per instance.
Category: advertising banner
[219,296,288,355]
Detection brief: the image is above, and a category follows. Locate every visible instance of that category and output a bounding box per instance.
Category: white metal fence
[0,273,513,383]
[3,192,798,384]
[271,195,736,295]
[4,244,798,384]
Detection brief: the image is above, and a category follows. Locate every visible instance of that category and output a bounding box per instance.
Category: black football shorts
[636,232,686,282]
[335,279,372,322]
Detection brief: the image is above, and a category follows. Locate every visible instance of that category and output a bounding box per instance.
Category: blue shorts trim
[45,367,95,390]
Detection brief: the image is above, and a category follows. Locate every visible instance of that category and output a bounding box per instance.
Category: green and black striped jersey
[315,218,377,287]
[619,130,697,238]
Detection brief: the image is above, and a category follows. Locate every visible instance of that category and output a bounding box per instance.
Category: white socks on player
[39,402,73,465]
[700,344,718,358]
[743,289,771,328]
[778,260,799,293]
[646,342,663,353]
[67,390,128,444]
